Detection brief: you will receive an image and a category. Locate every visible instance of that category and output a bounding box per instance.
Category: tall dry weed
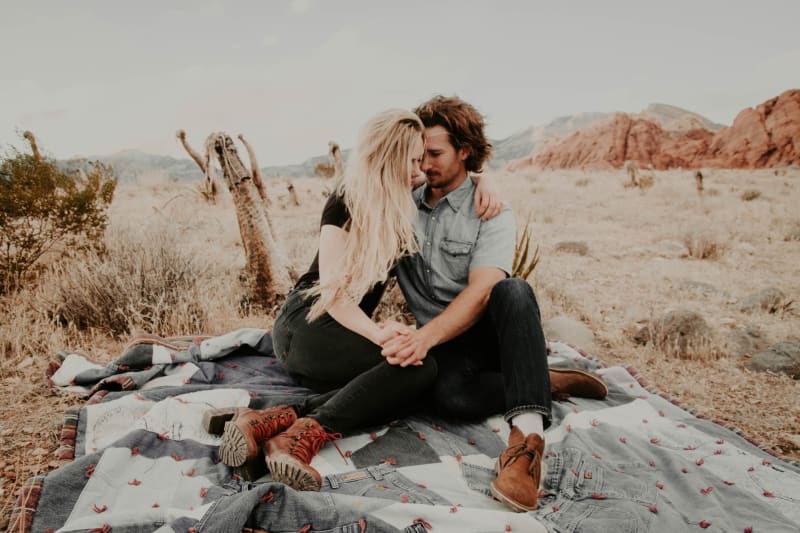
[635,310,722,361]
[683,231,725,260]
[34,223,242,338]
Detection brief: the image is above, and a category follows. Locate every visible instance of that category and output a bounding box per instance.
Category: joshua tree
[238,133,270,207]
[623,160,638,188]
[186,132,295,308]
[695,170,704,194]
[329,141,344,182]
[177,129,218,202]
[286,180,300,207]
[22,131,41,161]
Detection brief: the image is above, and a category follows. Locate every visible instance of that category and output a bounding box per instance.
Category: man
[381,95,606,512]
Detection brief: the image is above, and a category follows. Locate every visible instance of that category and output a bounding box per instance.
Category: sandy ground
[1,167,798,526]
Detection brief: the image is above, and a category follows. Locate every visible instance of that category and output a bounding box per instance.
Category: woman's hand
[472,174,503,221]
[374,320,414,346]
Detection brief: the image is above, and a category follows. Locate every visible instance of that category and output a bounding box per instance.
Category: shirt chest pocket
[439,238,474,281]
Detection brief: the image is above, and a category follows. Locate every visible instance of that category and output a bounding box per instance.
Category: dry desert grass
[1,168,799,525]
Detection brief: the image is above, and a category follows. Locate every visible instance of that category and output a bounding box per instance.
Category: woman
[218,109,498,491]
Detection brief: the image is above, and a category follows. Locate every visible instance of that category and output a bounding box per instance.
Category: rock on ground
[747,341,800,379]
[543,315,594,352]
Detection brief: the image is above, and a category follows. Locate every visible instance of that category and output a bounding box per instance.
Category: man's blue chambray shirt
[396,175,516,326]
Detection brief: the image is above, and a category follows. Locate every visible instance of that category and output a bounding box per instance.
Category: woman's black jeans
[272,288,437,433]
[430,278,553,429]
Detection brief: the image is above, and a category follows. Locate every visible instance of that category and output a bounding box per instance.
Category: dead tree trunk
[183,131,294,308]
[237,133,270,207]
[177,130,218,202]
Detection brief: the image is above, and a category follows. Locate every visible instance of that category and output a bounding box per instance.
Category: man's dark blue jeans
[430,278,553,428]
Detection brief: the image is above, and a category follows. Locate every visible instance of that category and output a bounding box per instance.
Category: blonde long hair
[305,109,423,320]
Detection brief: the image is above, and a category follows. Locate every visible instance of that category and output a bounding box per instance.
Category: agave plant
[513,214,540,280]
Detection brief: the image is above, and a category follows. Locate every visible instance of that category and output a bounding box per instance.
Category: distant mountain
[639,103,725,132]
[489,112,612,168]
[262,149,351,179]
[491,104,723,169]
[67,103,724,181]
[63,150,203,183]
[524,89,800,170]
[66,148,353,183]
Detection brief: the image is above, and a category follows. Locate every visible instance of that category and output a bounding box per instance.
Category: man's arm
[380,266,506,367]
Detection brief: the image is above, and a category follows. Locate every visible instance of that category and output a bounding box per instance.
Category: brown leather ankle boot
[265,417,339,491]
[218,405,297,467]
[550,367,608,400]
[490,426,545,512]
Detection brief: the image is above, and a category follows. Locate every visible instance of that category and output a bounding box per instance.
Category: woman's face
[408,134,424,187]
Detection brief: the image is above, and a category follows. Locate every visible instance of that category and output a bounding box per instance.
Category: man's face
[422,125,468,193]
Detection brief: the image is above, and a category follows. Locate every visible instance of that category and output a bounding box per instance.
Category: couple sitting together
[215,95,607,512]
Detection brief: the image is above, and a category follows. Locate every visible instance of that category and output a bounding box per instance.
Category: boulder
[739,287,786,313]
[747,342,800,379]
[677,279,721,296]
[721,326,767,358]
[543,316,594,351]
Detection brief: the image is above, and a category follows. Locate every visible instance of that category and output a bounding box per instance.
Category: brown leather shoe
[265,417,338,491]
[550,367,608,400]
[218,405,297,467]
[490,426,545,512]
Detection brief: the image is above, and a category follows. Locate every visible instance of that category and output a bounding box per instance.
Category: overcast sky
[2,0,798,165]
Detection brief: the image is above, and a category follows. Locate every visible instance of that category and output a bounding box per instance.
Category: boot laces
[289,425,343,464]
[502,441,542,476]
[252,410,294,442]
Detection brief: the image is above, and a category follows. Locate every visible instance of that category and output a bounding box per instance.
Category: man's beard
[426,172,446,188]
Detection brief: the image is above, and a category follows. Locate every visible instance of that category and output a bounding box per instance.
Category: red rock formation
[706,89,800,167]
[516,89,799,170]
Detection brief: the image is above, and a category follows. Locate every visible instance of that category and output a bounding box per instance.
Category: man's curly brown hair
[414,95,492,173]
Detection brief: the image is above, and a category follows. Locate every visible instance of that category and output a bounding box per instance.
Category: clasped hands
[374,320,433,368]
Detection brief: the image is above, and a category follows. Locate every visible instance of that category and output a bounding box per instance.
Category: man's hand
[380,328,436,367]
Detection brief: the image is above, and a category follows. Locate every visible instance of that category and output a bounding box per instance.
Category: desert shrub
[783,220,800,242]
[36,223,238,337]
[314,162,335,178]
[633,309,721,360]
[740,189,761,201]
[0,146,116,293]
[554,241,589,256]
[683,231,724,259]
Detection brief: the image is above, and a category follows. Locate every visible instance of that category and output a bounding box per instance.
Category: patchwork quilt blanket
[10,328,800,532]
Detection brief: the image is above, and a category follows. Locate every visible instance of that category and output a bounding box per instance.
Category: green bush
[0,140,116,293]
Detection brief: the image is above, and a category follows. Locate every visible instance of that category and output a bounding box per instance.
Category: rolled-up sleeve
[469,206,516,276]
